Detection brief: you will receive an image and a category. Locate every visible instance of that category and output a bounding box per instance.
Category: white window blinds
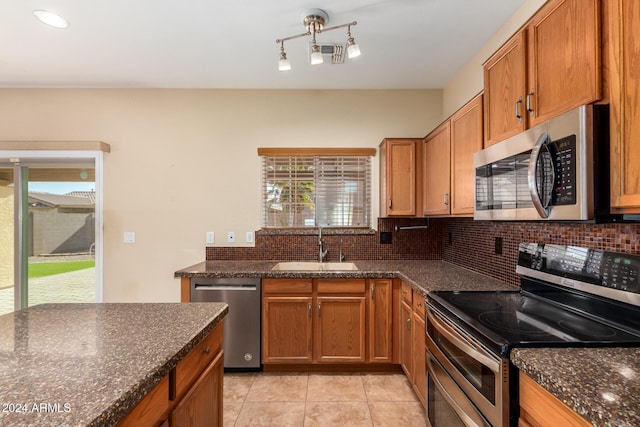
[261,153,372,228]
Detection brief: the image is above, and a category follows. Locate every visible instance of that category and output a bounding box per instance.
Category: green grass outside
[28,261,95,279]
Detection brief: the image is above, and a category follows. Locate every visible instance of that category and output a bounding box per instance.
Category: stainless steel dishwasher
[190,277,261,370]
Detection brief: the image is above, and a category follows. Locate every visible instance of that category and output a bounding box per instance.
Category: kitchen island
[0,302,228,427]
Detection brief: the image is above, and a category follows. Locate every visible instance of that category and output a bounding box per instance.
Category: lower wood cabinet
[399,282,426,406]
[262,295,313,363]
[519,372,590,427]
[117,324,224,427]
[262,278,393,365]
[171,351,223,427]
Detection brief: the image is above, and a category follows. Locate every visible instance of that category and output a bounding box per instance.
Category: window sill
[258,227,375,236]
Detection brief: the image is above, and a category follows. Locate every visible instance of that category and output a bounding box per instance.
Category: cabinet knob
[203,347,210,355]
[417,302,422,307]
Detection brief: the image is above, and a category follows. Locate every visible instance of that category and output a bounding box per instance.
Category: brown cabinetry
[422,121,451,216]
[399,282,426,406]
[484,0,601,145]
[609,0,640,212]
[450,93,484,215]
[422,94,483,217]
[262,278,366,364]
[519,372,591,427]
[379,138,422,216]
[368,279,394,363]
[117,324,224,427]
[171,351,223,427]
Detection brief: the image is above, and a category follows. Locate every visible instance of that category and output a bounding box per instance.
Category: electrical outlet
[246,231,254,243]
[495,237,503,255]
[380,232,392,244]
[227,232,235,243]
[206,232,215,244]
[123,231,135,244]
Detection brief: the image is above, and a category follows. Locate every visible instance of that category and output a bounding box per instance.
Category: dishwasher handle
[193,283,257,291]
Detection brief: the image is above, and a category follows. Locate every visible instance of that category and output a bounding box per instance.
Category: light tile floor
[224,372,427,427]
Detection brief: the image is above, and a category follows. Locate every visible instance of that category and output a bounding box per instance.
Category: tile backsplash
[441,218,640,287]
[205,216,640,288]
[205,217,442,261]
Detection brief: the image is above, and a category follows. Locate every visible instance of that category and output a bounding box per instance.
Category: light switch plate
[206,231,215,244]
[123,231,135,243]
[227,232,235,243]
[246,231,254,243]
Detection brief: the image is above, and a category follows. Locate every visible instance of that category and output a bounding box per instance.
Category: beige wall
[0,89,441,302]
[441,0,547,120]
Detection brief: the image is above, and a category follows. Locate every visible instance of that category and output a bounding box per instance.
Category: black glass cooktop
[428,285,640,357]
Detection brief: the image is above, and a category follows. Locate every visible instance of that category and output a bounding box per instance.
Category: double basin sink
[271,261,358,271]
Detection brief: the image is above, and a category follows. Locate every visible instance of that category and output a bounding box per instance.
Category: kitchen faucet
[318,226,328,262]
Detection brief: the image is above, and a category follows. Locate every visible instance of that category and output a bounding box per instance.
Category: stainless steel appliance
[426,243,640,427]
[191,277,261,370]
[474,104,612,221]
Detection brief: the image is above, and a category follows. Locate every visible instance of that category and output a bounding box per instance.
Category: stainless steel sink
[271,261,358,271]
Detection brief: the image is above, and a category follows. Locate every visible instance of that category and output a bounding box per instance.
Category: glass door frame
[0,150,104,310]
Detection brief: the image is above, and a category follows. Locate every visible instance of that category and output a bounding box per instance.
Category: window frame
[258,148,375,229]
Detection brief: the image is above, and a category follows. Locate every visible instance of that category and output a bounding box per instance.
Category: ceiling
[0,0,525,89]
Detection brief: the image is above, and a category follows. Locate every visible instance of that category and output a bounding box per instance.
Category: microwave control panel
[549,135,577,206]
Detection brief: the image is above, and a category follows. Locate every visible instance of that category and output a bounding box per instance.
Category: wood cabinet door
[422,121,451,216]
[450,93,484,215]
[171,351,223,427]
[484,30,527,146]
[262,296,313,363]
[315,296,366,363]
[412,311,426,406]
[609,0,640,211]
[382,139,417,216]
[399,301,413,378]
[368,279,393,363]
[527,0,601,126]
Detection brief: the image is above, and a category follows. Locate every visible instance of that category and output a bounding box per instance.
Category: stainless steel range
[426,243,640,427]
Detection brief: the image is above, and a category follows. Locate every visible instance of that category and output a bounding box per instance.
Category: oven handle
[528,132,554,219]
[427,354,491,427]
[428,306,500,373]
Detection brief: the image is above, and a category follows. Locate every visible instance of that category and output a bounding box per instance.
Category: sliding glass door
[0,153,103,316]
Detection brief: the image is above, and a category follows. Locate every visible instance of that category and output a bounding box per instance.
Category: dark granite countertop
[174,260,516,295]
[511,347,640,427]
[0,302,228,427]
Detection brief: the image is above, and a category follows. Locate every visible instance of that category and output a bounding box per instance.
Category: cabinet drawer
[263,278,313,294]
[401,282,413,304]
[317,279,366,294]
[117,375,169,427]
[174,323,223,400]
[412,292,425,319]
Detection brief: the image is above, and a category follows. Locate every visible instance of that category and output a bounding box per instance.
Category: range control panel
[518,243,640,294]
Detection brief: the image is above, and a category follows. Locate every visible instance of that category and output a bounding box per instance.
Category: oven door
[427,353,491,427]
[426,304,509,427]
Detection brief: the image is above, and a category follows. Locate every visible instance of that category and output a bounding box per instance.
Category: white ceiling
[0,0,525,89]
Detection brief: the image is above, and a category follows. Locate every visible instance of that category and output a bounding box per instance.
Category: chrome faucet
[339,239,345,262]
[318,226,328,262]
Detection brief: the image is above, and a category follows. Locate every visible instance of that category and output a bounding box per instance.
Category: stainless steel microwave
[474,104,612,221]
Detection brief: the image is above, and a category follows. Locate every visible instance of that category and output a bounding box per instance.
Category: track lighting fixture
[276,8,361,71]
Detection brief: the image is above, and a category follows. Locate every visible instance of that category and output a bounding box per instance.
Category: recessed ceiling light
[33,10,69,29]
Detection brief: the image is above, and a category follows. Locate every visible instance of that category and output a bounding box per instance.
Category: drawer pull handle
[203,347,210,355]
[417,302,422,307]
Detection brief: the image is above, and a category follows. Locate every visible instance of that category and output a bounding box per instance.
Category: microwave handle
[528,133,554,218]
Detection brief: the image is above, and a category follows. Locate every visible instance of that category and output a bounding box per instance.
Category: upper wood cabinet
[422,121,451,216]
[483,0,601,146]
[484,30,527,146]
[450,93,484,215]
[379,138,422,216]
[609,0,640,212]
